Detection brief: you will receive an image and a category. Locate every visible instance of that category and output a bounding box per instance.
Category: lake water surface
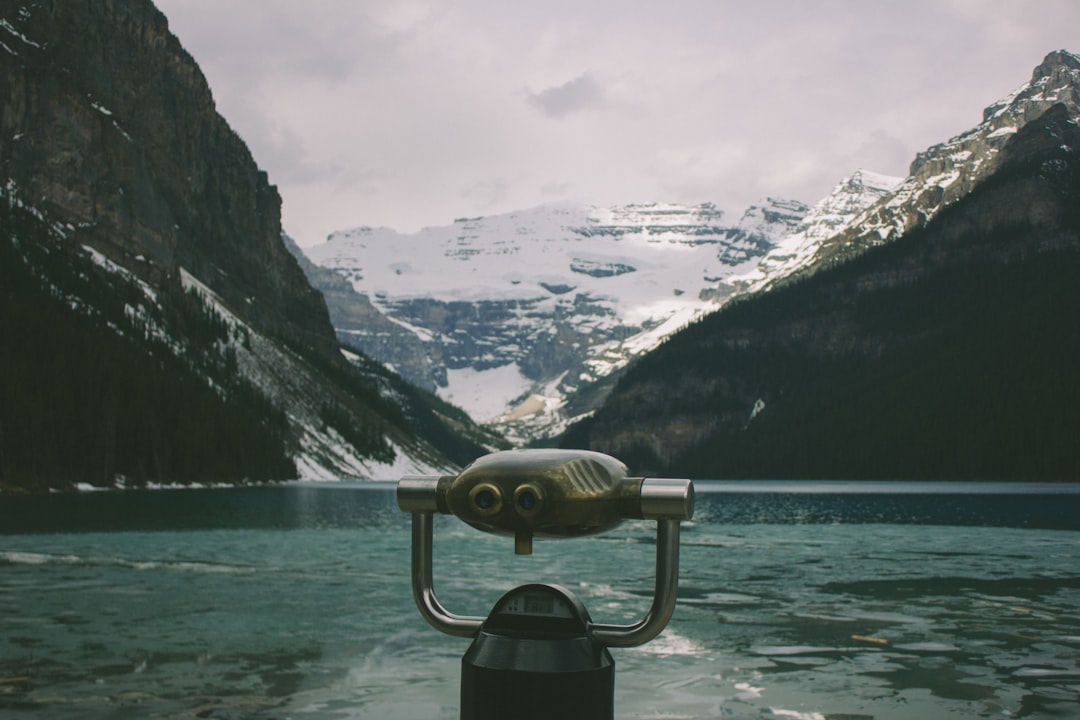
[1,482,1078,719]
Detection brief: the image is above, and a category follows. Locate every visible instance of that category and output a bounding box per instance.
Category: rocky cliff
[2,0,331,354]
[1,0,492,487]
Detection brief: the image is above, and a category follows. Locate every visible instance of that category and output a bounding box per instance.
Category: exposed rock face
[1,0,333,356]
[283,232,439,385]
[732,170,903,291]
[1,0,490,482]
[788,50,1080,279]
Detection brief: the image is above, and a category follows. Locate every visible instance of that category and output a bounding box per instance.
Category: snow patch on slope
[733,170,903,291]
[443,364,534,423]
[177,266,454,480]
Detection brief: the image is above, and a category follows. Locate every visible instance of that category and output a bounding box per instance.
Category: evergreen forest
[562,108,1080,481]
[0,204,297,491]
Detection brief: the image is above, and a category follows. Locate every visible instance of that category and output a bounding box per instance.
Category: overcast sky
[154,0,1080,247]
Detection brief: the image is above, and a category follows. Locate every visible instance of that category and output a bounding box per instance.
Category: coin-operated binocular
[397,449,694,720]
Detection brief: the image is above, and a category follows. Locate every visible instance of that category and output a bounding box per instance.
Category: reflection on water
[0,483,1078,719]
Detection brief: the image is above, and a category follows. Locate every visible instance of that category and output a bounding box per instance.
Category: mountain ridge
[776,49,1080,287]
[298,49,1080,451]
[300,197,822,441]
[299,175,907,441]
[560,100,1080,480]
[1,0,492,488]
[6,6,1075,487]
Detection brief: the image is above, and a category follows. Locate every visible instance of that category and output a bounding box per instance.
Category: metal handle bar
[398,475,693,646]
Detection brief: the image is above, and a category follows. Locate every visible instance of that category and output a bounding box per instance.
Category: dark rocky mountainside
[1,0,494,489]
[2,0,329,353]
[562,103,1080,481]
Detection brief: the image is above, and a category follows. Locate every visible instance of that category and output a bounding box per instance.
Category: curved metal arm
[410,511,485,637]
[590,518,682,648]
[398,464,693,646]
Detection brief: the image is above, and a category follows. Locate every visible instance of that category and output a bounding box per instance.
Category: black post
[460,584,614,720]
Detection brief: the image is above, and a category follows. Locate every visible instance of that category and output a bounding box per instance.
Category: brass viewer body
[397,448,695,647]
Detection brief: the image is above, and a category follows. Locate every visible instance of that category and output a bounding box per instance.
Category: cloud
[459,176,512,211]
[526,73,605,118]
[842,130,918,179]
[154,0,1080,244]
[540,181,576,197]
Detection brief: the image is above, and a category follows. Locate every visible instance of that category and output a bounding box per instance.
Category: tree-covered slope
[1,202,297,491]
[0,0,497,489]
[562,105,1080,481]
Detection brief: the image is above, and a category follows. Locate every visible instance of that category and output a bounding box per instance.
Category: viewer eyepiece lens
[513,483,544,517]
[468,483,503,516]
[475,489,496,510]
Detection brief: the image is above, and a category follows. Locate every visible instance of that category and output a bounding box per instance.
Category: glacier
[303,198,820,441]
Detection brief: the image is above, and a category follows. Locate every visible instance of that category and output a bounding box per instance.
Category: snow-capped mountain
[301,173,907,441]
[781,49,1080,280]
[302,49,1080,446]
[304,199,815,440]
[732,170,903,291]
[567,94,1080,480]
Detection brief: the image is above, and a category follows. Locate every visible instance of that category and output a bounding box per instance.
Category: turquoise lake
[1,482,1078,719]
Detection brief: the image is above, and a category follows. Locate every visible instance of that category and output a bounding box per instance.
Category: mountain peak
[303,198,807,438]
[846,169,904,193]
[1032,49,1080,82]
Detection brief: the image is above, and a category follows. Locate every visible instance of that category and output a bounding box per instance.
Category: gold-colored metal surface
[440,449,644,551]
[398,449,695,640]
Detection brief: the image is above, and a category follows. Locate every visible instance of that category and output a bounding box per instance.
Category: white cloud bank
[155,0,1080,245]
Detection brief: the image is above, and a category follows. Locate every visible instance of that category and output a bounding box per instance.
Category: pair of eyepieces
[468,482,544,518]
